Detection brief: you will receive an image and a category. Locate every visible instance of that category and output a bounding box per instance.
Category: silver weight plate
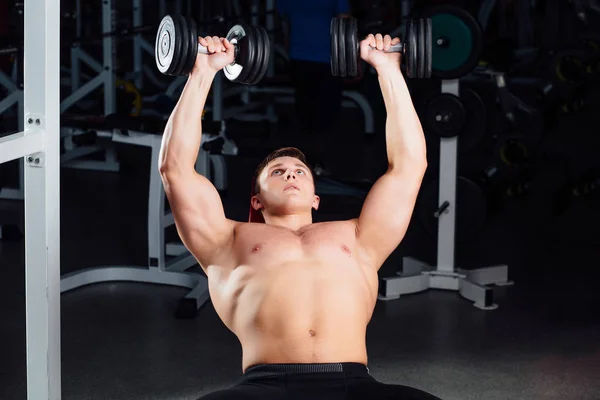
[223,24,246,81]
[155,15,176,74]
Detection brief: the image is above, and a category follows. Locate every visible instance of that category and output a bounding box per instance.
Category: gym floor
[1,84,600,400]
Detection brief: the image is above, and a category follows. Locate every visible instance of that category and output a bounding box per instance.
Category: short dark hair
[252,147,313,195]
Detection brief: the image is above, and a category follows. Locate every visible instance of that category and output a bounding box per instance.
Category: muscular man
[159,31,437,400]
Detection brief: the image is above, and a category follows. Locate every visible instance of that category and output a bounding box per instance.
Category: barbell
[330,16,432,79]
[154,14,270,85]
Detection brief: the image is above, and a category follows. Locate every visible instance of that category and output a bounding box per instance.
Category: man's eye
[272,170,282,175]
[297,170,304,175]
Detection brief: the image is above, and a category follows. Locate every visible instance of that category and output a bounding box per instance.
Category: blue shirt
[277,0,350,63]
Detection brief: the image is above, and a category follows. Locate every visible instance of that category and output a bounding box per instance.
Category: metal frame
[0,67,25,200]
[129,0,170,91]
[60,0,120,172]
[59,127,232,310]
[60,128,210,313]
[1,0,62,397]
[379,78,514,310]
[0,1,217,396]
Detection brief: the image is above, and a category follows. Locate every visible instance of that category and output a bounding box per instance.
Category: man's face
[252,156,320,216]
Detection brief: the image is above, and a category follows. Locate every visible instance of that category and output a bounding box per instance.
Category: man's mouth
[284,184,299,191]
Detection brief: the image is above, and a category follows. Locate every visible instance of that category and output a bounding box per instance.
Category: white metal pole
[24,0,61,399]
[437,79,459,272]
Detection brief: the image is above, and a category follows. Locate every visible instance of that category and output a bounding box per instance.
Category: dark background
[1,0,599,399]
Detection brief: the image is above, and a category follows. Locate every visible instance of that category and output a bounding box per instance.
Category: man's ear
[312,195,320,211]
[251,195,263,211]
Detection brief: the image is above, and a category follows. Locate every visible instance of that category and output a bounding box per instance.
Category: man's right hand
[193,36,235,76]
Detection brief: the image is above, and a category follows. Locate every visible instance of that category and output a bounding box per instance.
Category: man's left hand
[359,33,401,73]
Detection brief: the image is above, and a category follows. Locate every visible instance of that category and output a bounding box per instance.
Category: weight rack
[379,9,514,309]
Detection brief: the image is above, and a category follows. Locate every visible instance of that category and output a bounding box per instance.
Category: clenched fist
[193,36,235,75]
[359,33,401,73]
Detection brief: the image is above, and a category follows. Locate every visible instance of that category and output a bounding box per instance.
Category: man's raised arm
[159,36,236,269]
[355,34,428,268]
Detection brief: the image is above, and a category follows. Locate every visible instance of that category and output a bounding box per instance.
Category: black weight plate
[425,93,466,137]
[251,25,271,84]
[244,25,263,85]
[346,17,358,77]
[169,15,184,75]
[418,86,486,153]
[155,15,177,74]
[405,20,418,78]
[173,15,190,76]
[417,19,425,78]
[338,16,347,77]
[249,25,268,85]
[241,25,258,84]
[330,17,339,76]
[424,18,433,78]
[416,176,487,243]
[181,17,198,75]
[423,6,483,79]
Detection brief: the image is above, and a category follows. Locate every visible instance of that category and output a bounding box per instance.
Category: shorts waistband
[243,362,370,379]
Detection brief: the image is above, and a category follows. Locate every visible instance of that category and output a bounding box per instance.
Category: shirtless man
[159,30,438,400]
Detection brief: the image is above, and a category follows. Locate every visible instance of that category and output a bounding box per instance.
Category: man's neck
[263,213,313,232]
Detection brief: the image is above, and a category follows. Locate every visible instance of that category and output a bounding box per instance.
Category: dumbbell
[155,15,270,85]
[330,17,432,78]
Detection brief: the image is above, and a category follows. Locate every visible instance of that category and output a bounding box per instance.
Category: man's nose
[284,170,295,180]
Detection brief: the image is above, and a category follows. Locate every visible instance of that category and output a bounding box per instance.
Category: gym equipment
[155,14,270,84]
[379,74,512,310]
[59,113,235,319]
[329,16,432,78]
[480,71,545,145]
[0,24,157,55]
[423,6,483,79]
[420,86,487,153]
[416,164,532,243]
[416,176,487,243]
[0,65,24,201]
[0,0,60,397]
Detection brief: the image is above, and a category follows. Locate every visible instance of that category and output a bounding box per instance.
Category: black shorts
[198,362,442,400]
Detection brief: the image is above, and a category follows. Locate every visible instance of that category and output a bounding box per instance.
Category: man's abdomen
[229,261,375,371]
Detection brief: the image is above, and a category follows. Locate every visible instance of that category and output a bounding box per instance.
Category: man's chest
[232,221,359,264]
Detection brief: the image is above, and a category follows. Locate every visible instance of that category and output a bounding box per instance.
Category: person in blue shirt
[277,0,351,174]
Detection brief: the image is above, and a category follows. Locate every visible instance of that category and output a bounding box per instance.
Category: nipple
[341,245,352,255]
[251,244,263,253]
[308,330,316,337]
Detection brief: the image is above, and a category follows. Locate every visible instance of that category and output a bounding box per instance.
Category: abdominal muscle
[209,256,378,372]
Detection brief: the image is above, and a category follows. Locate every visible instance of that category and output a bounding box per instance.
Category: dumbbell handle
[367,43,404,53]
[197,44,238,55]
